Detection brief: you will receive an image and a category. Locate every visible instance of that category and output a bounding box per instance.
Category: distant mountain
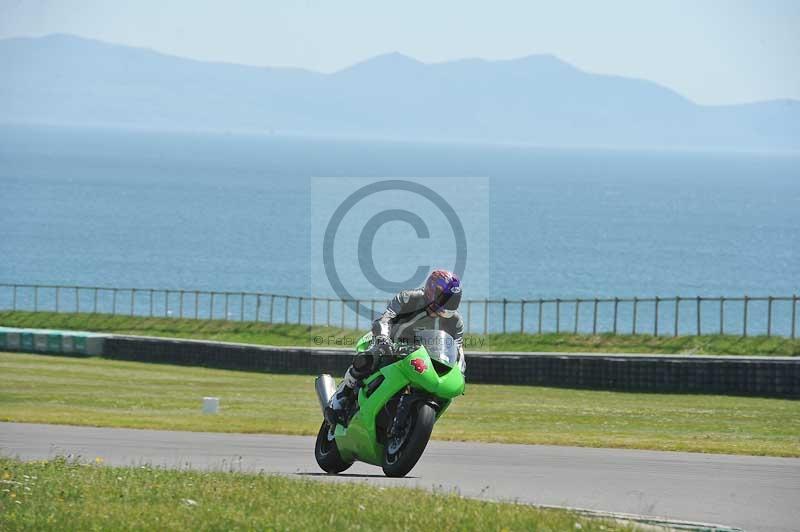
[1,33,798,149]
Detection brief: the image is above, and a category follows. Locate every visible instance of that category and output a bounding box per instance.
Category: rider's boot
[324,367,359,426]
[325,345,382,425]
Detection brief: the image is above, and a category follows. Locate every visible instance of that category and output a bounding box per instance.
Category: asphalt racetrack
[1,422,797,532]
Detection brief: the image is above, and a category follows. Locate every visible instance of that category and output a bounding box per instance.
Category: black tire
[314,421,352,474]
[382,403,436,478]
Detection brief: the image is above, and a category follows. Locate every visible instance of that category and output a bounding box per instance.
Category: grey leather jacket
[371,289,466,372]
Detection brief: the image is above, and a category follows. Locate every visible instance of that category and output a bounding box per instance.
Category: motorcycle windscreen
[413,329,459,368]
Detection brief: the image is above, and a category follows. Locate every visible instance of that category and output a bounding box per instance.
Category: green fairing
[333,333,465,465]
[356,332,373,352]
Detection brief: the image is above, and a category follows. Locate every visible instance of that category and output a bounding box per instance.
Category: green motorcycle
[314,329,465,477]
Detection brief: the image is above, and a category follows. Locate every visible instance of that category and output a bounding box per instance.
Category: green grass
[0,457,631,531]
[2,352,798,457]
[2,311,799,356]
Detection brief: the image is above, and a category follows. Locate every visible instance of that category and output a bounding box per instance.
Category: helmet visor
[431,289,461,313]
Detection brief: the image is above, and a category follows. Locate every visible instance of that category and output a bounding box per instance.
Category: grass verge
[0,457,631,531]
[2,311,799,356]
[2,352,798,457]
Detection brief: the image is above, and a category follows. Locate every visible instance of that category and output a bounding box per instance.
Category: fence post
[210,292,215,320]
[241,292,246,322]
[256,295,262,323]
[285,296,290,324]
[131,289,136,316]
[719,297,724,335]
[467,301,472,333]
[149,289,154,317]
[326,299,331,327]
[75,286,79,313]
[483,299,488,335]
[612,297,619,334]
[502,298,507,334]
[371,300,376,319]
[592,298,598,335]
[194,291,199,320]
[340,300,345,329]
[34,286,38,312]
[520,300,526,333]
[538,299,544,334]
[165,290,169,318]
[767,296,773,337]
[355,300,359,330]
[654,296,660,337]
[179,290,184,318]
[311,297,315,326]
[743,296,749,337]
[12,284,17,310]
[55,286,60,312]
[573,299,580,334]
[93,287,98,314]
[792,295,797,340]
[224,293,229,321]
[632,297,638,335]
[674,296,680,337]
[269,295,275,324]
[555,299,561,333]
[696,296,701,336]
[112,288,117,315]
[298,297,303,324]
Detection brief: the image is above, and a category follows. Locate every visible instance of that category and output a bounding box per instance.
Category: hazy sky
[1,0,798,105]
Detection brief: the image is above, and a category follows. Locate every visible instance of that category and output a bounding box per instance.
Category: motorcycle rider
[326,269,465,424]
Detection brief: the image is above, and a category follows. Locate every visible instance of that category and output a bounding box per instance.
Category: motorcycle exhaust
[315,374,337,416]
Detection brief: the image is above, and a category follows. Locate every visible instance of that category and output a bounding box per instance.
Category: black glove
[371,335,393,357]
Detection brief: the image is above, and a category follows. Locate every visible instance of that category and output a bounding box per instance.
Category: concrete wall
[102,335,800,398]
[2,327,797,397]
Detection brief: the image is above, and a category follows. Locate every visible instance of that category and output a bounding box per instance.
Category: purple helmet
[424,269,462,315]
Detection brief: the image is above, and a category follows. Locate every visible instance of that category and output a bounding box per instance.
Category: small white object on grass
[202,397,219,414]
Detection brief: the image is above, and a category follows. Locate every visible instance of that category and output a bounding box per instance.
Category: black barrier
[101,336,800,398]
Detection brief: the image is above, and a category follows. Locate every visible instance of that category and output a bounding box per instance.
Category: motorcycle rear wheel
[382,403,436,477]
[314,421,353,474]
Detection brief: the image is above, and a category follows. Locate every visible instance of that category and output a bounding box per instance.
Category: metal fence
[0,283,797,338]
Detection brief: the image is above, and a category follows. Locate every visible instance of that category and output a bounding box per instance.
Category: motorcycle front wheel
[382,403,436,477]
[314,421,353,474]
